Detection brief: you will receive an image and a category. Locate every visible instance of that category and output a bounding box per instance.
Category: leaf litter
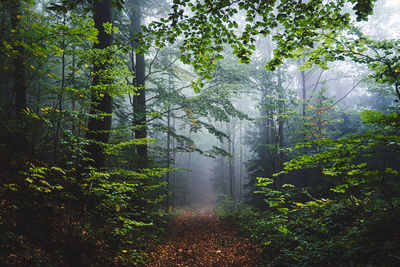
[145,208,262,266]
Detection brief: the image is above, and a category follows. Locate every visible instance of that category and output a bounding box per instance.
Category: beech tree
[128,0,148,168]
[85,0,114,168]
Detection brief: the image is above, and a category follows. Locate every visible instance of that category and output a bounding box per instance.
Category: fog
[136,0,400,209]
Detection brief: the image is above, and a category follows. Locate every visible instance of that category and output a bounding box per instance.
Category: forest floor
[145,208,263,266]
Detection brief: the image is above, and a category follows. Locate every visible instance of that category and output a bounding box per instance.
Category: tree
[3,0,30,154]
[85,0,114,168]
[245,61,296,206]
[10,0,26,118]
[128,0,148,168]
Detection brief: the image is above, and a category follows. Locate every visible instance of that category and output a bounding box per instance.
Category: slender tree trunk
[185,149,191,207]
[54,94,62,164]
[221,140,226,195]
[165,75,172,211]
[86,0,113,168]
[260,85,270,190]
[232,121,236,201]
[227,121,235,201]
[172,116,176,210]
[54,14,66,165]
[239,121,243,201]
[227,122,232,199]
[165,112,170,211]
[71,53,76,136]
[221,122,226,195]
[300,55,308,187]
[277,67,285,187]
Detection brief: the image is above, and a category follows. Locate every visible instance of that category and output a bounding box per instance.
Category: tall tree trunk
[231,121,236,201]
[165,111,170,211]
[54,14,66,165]
[165,75,172,211]
[221,140,226,195]
[227,121,235,201]
[221,121,226,195]
[71,53,76,136]
[300,55,309,187]
[129,0,147,168]
[134,54,147,166]
[239,121,243,201]
[10,0,31,155]
[11,0,26,118]
[185,149,191,207]
[277,67,285,187]
[86,0,113,168]
[172,116,176,210]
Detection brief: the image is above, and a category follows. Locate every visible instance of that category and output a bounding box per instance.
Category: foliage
[280,110,400,197]
[1,0,399,265]
[218,186,400,266]
[0,149,169,265]
[304,26,400,100]
[221,107,400,266]
[245,62,297,207]
[0,2,169,265]
[141,0,377,90]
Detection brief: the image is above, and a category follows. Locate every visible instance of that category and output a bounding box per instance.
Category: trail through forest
[145,209,262,266]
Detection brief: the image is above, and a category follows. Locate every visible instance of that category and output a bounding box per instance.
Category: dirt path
[145,209,262,266]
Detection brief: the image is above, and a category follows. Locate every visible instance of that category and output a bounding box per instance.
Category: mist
[1,0,399,265]
[155,0,400,209]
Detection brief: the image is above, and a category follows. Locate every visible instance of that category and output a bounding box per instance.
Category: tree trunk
[86,0,113,168]
[239,121,243,201]
[221,140,226,195]
[11,0,26,118]
[227,121,235,201]
[300,55,309,187]
[185,150,191,207]
[10,0,32,155]
[165,75,172,211]
[129,0,148,168]
[54,14,66,165]
[221,122,226,195]
[172,116,176,210]
[231,121,236,201]
[277,67,285,187]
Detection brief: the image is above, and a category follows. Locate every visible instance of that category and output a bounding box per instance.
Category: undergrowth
[217,192,400,267]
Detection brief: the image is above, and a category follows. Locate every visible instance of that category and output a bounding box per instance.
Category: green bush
[218,193,399,266]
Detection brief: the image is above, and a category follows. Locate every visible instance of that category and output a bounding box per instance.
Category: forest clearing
[1,0,400,266]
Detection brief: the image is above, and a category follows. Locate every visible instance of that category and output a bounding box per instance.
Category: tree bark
[11,0,26,118]
[86,0,113,168]
[172,116,176,210]
[227,121,235,201]
[239,121,243,201]
[54,14,66,165]
[300,55,309,187]
[277,67,285,187]
[165,74,172,211]
[185,149,191,207]
[9,0,32,156]
[129,0,148,168]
